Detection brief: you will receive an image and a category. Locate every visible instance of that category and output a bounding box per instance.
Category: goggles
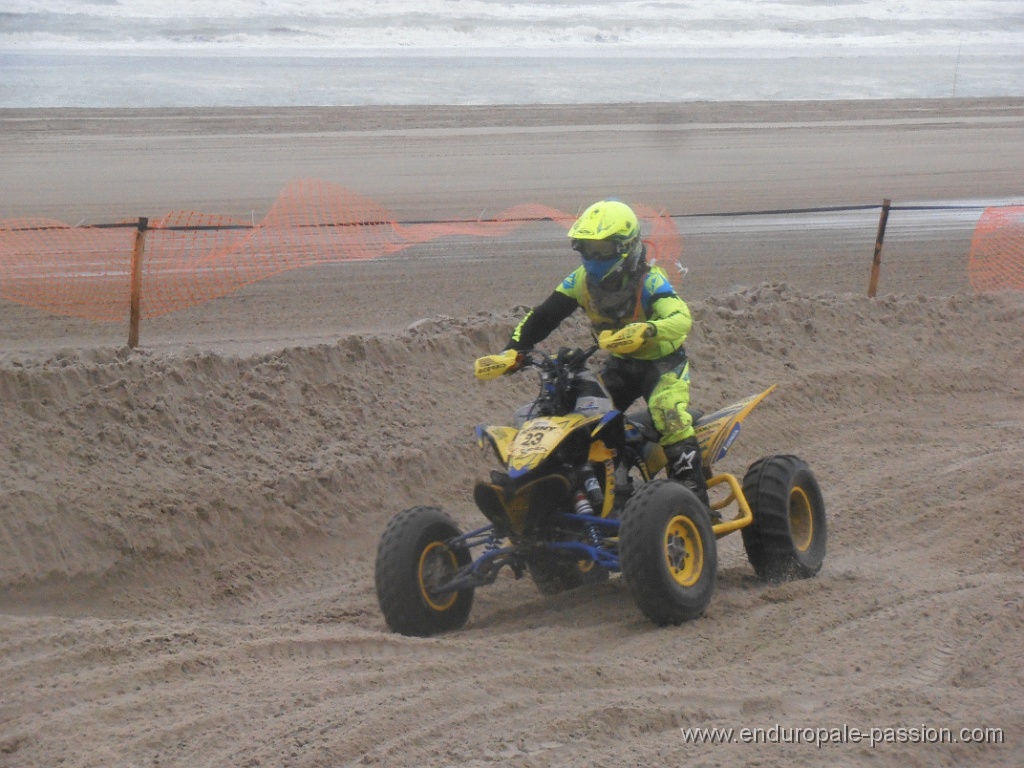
[572,238,624,261]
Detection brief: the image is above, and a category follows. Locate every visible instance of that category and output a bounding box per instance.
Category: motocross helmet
[568,200,644,284]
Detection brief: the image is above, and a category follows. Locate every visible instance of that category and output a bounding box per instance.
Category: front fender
[475,424,519,465]
[507,414,601,478]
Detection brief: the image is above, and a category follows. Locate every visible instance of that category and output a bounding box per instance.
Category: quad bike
[375,343,826,636]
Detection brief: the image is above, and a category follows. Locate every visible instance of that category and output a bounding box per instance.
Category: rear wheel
[619,480,717,626]
[375,506,474,636]
[741,455,827,581]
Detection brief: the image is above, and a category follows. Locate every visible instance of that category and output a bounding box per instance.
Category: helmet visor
[572,238,621,261]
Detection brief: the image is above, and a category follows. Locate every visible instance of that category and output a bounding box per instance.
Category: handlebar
[473,345,600,381]
[519,344,599,373]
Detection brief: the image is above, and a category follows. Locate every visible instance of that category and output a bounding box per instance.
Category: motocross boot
[665,436,711,510]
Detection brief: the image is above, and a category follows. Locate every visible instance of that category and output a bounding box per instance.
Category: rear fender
[645,444,669,476]
[694,385,777,468]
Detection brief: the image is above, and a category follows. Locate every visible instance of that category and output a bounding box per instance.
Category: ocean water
[2,0,1023,107]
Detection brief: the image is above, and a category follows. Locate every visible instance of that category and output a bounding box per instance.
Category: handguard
[598,322,655,354]
[474,349,522,380]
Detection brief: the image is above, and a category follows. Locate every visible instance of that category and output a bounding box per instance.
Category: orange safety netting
[0,219,137,321]
[0,179,684,322]
[969,206,1024,293]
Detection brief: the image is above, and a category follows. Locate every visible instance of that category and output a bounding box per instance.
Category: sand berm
[1,281,1021,767]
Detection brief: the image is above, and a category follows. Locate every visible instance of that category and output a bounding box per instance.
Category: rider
[502,199,709,506]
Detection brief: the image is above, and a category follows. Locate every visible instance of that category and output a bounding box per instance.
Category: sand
[0,99,1022,767]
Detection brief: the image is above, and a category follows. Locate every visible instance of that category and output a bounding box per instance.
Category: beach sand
[0,99,1022,766]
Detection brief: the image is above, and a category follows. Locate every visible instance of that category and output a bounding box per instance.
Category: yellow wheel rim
[789,487,814,552]
[664,515,704,587]
[418,542,458,611]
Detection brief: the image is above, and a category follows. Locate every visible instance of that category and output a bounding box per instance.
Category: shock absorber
[573,492,604,548]
[573,491,595,516]
[578,463,605,512]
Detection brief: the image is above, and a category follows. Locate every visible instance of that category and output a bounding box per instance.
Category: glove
[474,349,523,380]
[598,323,656,354]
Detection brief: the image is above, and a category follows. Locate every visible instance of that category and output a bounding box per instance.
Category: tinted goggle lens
[574,239,621,260]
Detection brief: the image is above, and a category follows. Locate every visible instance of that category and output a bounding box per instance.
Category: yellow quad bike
[374,344,826,636]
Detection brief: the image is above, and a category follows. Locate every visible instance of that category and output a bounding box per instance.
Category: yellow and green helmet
[568,200,644,283]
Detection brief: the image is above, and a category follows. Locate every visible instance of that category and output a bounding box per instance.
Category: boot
[665,436,711,508]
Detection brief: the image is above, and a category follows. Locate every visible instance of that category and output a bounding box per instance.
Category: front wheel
[619,480,717,626]
[741,455,827,581]
[375,506,474,636]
